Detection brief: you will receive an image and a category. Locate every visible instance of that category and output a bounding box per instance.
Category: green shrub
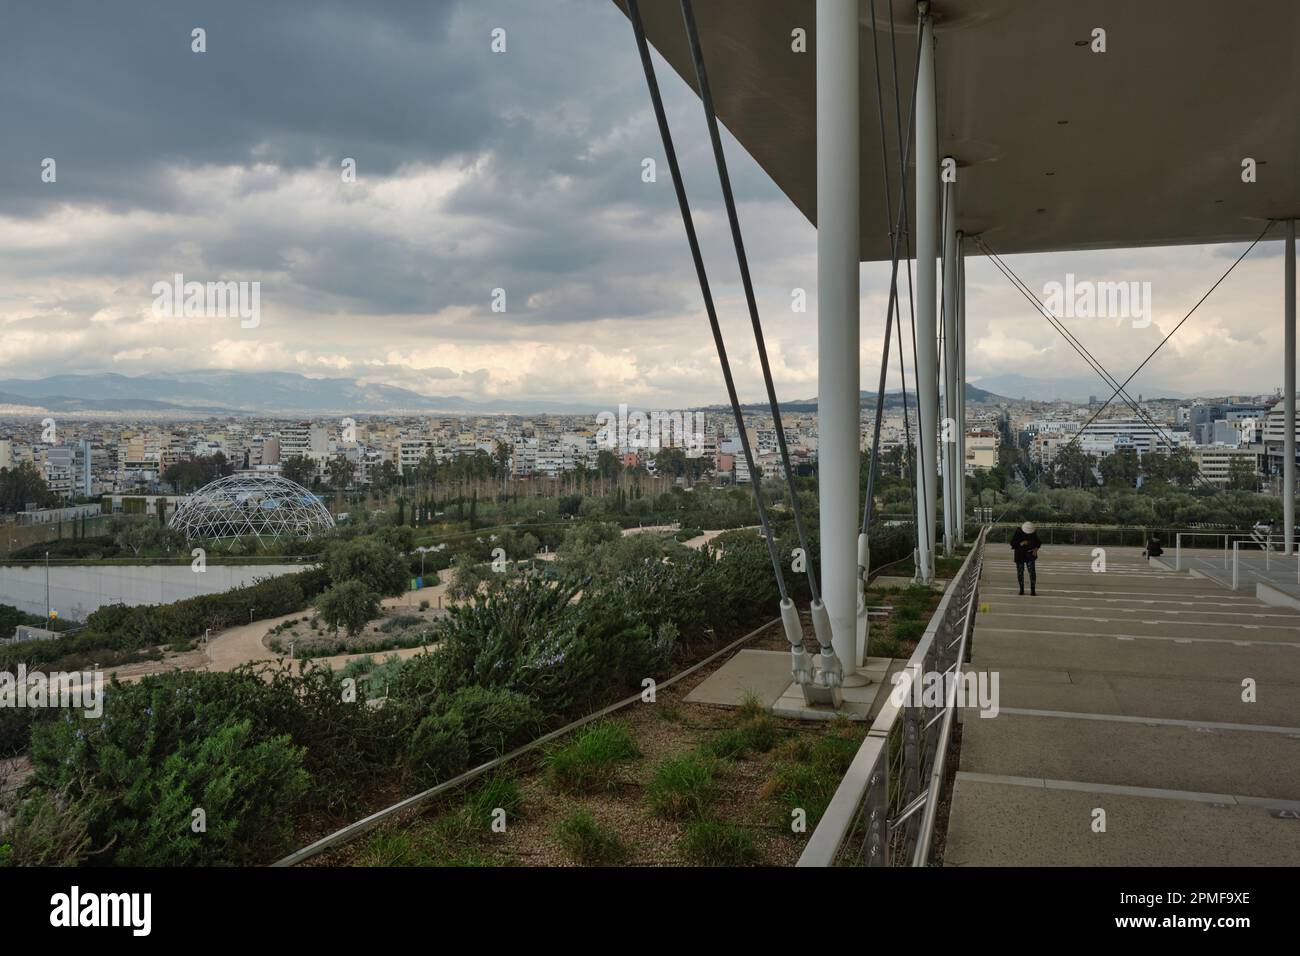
[682,819,760,866]
[28,703,308,866]
[24,666,404,866]
[380,613,423,634]
[315,580,381,636]
[647,753,716,820]
[543,721,640,793]
[0,565,330,672]
[327,537,411,597]
[395,576,680,718]
[409,714,471,789]
[554,811,628,865]
[0,787,99,866]
[433,686,543,763]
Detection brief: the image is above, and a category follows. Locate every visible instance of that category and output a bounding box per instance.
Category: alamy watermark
[595,404,706,456]
[151,272,260,328]
[889,666,1000,718]
[0,665,104,718]
[1042,273,1151,328]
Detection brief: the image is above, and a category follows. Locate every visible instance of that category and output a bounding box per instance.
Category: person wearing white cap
[1010,521,1042,595]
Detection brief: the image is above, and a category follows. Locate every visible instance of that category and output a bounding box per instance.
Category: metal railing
[1174,530,1288,573]
[798,525,987,867]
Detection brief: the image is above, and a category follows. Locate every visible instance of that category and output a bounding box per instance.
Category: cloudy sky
[0,0,1289,409]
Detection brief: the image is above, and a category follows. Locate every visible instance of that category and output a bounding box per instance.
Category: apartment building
[1191,445,1260,486]
[279,422,328,461]
[964,430,999,473]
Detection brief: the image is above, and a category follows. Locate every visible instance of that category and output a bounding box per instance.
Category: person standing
[1010,521,1042,595]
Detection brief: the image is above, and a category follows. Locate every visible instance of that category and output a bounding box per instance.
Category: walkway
[944,545,1300,866]
[1174,544,1300,604]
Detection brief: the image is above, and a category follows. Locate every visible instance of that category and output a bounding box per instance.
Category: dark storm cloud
[0,0,789,328]
[0,0,470,213]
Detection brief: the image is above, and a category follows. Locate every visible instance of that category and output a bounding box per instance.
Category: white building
[1191,445,1259,486]
[279,422,328,461]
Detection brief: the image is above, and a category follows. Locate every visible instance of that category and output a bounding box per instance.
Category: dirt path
[680,527,760,550]
[204,581,452,672]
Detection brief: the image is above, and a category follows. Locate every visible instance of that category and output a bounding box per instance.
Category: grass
[462,772,523,832]
[892,619,926,643]
[353,773,524,866]
[681,819,761,866]
[359,829,422,866]
[355,815,501,867]
[700,728,749,761]
[380,613,423,633]
[542,721,640,794]
[871,635,902,657]
[763,721,863,829]
[647,753,717,820]
[654,701,682,722]
[701,695,780,760]
[869,585,941,656]
[553,811,628,865]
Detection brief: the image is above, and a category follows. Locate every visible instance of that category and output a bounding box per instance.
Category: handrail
[798,525,987,867]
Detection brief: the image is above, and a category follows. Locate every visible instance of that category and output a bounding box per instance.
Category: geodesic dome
[169,473,335,541]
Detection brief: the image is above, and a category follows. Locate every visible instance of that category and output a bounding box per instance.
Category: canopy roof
[615,0,1300,260]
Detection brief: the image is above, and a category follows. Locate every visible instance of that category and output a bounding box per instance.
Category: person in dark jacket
[1010,521,1042,595]
[1144,535,1163,560]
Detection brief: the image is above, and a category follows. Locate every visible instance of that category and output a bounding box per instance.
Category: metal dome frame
[170,472,336,542]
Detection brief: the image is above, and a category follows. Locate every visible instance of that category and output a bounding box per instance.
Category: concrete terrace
[944,544,1300,866]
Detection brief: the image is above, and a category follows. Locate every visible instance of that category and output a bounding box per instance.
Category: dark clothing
[1145,538,1163,558]
[1017,560,1037,594]
[1010,530,1042,565]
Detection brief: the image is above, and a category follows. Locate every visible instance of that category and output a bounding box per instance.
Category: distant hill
[725,383,1009,414]
[0,371,602,416]
[972,373,1189,403]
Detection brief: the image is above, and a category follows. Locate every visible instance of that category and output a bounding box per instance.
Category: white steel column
[1286,219,1296,555]
[956,233,967,545]
[941,173,958,558]
[914,3,938,583]
[816,0,859,676]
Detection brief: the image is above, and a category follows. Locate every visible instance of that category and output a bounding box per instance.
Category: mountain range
[0,372,600,417]
[0,370,1192,418]
[970,374,1188,403]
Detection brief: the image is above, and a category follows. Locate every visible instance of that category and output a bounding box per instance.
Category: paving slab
[981,669,1300,727]
[683,649,796,709]
[961,712,1300,800]
[946,544,1300,866]
[771,656,894,721]
[945,777,1300,866]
